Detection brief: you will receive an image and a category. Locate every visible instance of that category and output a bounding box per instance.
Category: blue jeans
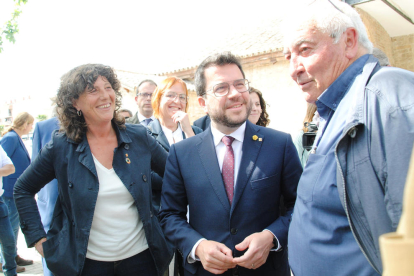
[0,196,19,246]
[0,197,17,276]
[80,249,158,276]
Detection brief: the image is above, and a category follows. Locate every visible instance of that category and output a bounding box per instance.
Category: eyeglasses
[206,79,250,97]
[163,92,188,103]
[137,92,153,98]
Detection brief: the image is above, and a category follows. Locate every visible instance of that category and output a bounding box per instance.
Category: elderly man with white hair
[283,0,414,275]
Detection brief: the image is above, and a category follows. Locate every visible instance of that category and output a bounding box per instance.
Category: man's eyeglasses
[164,92,188,103]
[137,93,153,98]
[206,79,250,97]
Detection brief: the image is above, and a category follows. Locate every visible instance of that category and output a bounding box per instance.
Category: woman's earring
[77,110,82,116]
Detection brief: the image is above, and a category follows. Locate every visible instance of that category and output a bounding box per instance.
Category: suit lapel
[17,132,31,161]
[197,128,231,212]
[149,119,170,150]
[231,122,263,212]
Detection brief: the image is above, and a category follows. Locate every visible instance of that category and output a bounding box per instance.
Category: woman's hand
[35,237,47,257]
[172,111,195,138]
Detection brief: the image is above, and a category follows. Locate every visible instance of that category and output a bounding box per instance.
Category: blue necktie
[142,118,152,127]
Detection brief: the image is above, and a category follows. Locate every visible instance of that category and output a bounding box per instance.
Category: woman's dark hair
[56,64,124,143]
[250,87,270,127]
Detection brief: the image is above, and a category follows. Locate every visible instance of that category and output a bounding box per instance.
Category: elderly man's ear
[344,28,361,60]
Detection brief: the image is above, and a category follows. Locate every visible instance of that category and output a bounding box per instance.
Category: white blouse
[86,155,148,261]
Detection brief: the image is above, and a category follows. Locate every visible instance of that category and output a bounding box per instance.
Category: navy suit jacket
[159,121,302,276]
[32,117,60,232]
[1,130,31,198]
[192,115,211,131]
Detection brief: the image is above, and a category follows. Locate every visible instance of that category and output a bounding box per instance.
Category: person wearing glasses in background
[146,76,202,276]
[283,1,414,275]
[159,52,302,276]
[126,79,157,126]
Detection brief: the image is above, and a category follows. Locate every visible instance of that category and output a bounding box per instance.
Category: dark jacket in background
[192,115,210,131]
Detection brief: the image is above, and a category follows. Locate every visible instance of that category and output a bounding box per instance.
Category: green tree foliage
[0,0,28,53]
[36,114,47,122]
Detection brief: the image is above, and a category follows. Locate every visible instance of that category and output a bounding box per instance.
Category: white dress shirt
[161,123,184,146]
[137,112,155,125]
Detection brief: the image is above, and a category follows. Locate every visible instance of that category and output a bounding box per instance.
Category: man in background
[32,116,59,276]
[126,79,157,126]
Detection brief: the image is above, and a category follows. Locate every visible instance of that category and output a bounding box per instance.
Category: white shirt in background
[0,145,13,197]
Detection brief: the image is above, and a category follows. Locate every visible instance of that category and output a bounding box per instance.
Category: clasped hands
[195,231,274,275]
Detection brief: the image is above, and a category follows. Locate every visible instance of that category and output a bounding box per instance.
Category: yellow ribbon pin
[252,135,258,141]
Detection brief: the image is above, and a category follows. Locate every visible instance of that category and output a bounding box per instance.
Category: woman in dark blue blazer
[147,77,202,276]
[0,111,34,266]
[13,64,173,276]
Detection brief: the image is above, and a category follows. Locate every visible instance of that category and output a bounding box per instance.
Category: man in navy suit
[31,117,59,276]
[159,52,302,276]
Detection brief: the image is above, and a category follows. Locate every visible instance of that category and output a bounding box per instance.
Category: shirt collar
[211,122,246,147]
[316,54,369,119]
[137,112,155,123]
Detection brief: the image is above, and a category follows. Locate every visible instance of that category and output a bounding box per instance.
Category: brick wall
[391,34,414,72]
[357,8,414,72]
[357,8,395,65]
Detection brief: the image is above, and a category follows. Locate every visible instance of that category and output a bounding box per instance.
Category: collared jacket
[335,56,414,274]
[0,130,31,198]
[14,123,173,276]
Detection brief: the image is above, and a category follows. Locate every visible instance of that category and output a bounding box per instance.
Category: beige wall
[357,8,414,72]
[392,34,414,72]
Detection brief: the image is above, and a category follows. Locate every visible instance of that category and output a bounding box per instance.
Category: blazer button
[124,144,130,150]
[68,182,73,188]
[142,175,147,182]
[230,228,238,235]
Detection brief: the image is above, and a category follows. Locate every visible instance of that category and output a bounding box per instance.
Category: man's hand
[233,231,274,269]
[195,240,236,274]
[35,237,47,258]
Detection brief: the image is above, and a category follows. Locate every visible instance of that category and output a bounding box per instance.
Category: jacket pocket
[250,173,279,190]
[297,154,327,203]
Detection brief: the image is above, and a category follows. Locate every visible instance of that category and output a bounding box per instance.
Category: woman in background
[248,87,270,127]
[0,112,34,267]
[293,103,318,168]
[13,64,172,276]
[147,76,202,276]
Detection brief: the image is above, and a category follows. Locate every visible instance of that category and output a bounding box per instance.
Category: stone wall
[357,8,414,72]
[357,8,394,65]
[391,34,414,72]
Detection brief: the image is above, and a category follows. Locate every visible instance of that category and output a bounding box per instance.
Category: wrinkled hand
[233,231,274,269]
[195,240,236,274]
[35,237,47,258]
[172,111,194,138]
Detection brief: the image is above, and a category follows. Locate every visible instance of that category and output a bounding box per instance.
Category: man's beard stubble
[208,98,252,129]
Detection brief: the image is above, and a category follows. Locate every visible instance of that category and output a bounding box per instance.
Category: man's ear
[198,97,208,113]
[344,28,359,59]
